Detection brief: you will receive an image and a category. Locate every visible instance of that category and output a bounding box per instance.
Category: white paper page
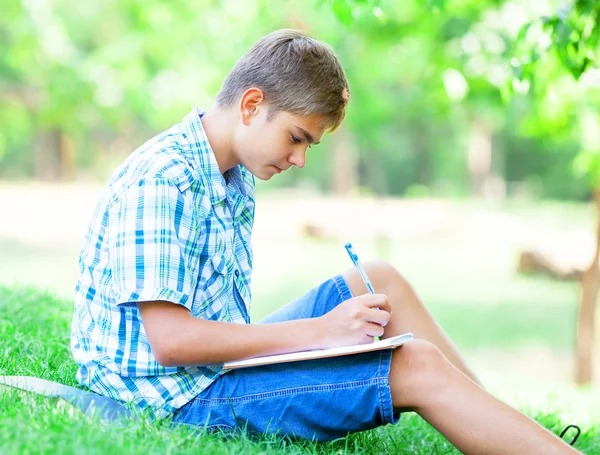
[223,332,414,370]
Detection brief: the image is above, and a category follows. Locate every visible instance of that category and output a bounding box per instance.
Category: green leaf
[499,79,514,103]
[516,22,532,42]
[332,0,353,26]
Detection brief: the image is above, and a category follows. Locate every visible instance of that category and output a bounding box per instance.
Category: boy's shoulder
[107,122,205,201]
[101,111,255,213]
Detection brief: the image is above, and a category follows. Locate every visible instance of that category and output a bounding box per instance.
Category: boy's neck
[201,105,239,175]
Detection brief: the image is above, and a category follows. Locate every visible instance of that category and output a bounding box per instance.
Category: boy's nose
[289,149,306,168]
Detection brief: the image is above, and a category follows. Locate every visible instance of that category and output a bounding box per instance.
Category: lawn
[1,286,598,454]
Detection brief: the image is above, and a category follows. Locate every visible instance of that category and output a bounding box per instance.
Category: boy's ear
[239,88,265,125]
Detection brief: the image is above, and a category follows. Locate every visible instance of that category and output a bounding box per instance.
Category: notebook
[223,332,414,370]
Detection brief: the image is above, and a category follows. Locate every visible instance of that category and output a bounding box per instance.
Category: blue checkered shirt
[71,108,255,418]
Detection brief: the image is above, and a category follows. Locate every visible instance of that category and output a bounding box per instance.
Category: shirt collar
[182,108,254,206]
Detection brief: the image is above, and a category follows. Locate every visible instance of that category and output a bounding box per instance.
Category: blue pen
[345,243,375,293]
[344,243,380,342]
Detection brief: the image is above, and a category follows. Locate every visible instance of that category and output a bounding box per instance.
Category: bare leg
[342,260,481,385]
[389,340,579,454]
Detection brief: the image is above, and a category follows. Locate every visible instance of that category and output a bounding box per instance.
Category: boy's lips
[272,165,283,174]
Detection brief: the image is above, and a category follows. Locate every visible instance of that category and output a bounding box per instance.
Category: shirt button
[234,269,240,277]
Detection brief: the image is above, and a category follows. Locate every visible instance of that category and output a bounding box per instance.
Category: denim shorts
[171,275,399,441]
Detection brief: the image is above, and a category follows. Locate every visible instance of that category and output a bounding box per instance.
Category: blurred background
[1,0,599,402]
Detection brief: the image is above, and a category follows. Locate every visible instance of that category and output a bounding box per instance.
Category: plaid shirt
[71,108,255,418]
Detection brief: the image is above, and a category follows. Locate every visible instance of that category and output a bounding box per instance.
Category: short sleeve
[107,178,200,309]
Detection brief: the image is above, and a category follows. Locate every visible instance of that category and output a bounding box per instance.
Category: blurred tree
[320,0,493,197]
[0,0,273,179]
[323,0,562,199]
[512,0,600,386]
[1,0,589,200]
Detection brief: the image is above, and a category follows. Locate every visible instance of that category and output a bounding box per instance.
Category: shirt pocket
[191,246,234,320]
[209,251,230,276]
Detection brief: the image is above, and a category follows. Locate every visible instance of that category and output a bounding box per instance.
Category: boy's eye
[291,135,302,144]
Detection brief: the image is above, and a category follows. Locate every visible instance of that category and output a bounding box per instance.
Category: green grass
[1,287,599,454]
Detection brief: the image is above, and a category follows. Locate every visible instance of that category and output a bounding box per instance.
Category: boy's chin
[254,172,276,181]
[246,164,279,181]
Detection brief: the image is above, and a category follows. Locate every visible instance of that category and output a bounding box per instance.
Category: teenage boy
[71,29,578,454]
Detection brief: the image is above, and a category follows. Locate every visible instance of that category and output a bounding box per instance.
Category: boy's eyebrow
[294,126,320,145]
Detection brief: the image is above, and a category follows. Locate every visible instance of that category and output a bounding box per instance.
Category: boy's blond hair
[216,29,350,132]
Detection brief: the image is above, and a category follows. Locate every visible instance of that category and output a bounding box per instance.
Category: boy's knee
[362,259,397,280]
[395,339,447,376]
[362,260,405,287]
[362,260,415,298]
[390,339,454,407]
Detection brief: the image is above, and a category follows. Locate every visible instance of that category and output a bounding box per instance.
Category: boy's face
[233,105,326,181]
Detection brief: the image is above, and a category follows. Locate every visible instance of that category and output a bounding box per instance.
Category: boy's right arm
[139,293,391,367]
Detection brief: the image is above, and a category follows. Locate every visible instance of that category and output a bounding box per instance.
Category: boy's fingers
[356,293,387,306]
[378,300,392,314]
[358,293,391,312]
[364,308,391,327]
[365,321,385,338]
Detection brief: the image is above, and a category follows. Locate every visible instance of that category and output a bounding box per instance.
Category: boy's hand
[317,293,391,349]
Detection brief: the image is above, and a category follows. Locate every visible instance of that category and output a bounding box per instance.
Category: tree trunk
[361,149,387,195]
[467,120,492,197]
[413,122,431,186]
[575,189,600,385]
[34,130,60,180]
[331,129,358,196]
[34,129,75,181]
[59,132,75,180]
